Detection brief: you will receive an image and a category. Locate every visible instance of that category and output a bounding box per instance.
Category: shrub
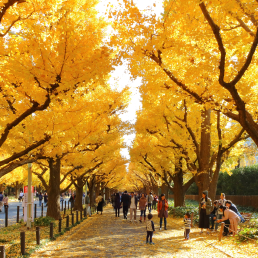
[34,216,56,227]
[237,227,258,242]
[168,198,199,226]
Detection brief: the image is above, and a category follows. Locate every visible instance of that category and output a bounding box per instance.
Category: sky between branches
[96,0,163,163]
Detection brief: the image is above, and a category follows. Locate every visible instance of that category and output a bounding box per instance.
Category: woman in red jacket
[157,194,169,230]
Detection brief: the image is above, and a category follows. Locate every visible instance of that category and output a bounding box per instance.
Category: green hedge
[186,164,258,195]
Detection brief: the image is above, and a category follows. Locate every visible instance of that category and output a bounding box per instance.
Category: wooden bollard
[34,204,37,219]
[72,213,74,225]
[17,206,19,223]
[5,206,8,227]
[219,222,225,241]
[66,215,69,228]
[76,210,78,223]
[20,232,25,255]
[50,222,53,239]
[84,207,86,217]
[80,210,82,220]
[36,226,40,245]
[0,246,5,258]
[59,218,62,233]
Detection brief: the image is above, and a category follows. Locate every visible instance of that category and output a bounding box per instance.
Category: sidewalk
[30,206,257,258]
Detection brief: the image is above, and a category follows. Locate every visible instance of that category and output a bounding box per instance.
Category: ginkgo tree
[130,83,249,201]
[23,83,130,219]
[0,0,116,178]
[112,0,258,146]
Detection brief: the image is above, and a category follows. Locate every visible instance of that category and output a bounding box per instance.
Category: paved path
[30,205,254,258]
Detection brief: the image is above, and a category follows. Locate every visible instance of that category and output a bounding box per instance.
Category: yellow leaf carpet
[30,206,258,258]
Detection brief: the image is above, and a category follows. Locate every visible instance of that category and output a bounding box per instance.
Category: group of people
[199,191,244,237]
[110,190,245,243]
[37,192,48,207]
[111,191,169,244]
[111,192,160,220]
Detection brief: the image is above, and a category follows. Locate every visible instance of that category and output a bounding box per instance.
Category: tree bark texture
[46,157,61,219]
[74,177,85,211]
[196,109,211,198]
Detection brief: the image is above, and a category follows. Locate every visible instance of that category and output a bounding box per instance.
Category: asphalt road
[0,197,69,228]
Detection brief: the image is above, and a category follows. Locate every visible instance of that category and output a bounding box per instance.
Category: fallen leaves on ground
[27,205,258,258]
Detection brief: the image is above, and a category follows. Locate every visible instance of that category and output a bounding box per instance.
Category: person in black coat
[121,191,131,220]
[114,193,121,217]
[44,193,48,207]
[69,193,75,209]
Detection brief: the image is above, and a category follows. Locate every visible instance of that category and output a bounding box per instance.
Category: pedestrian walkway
[30,206,257,258]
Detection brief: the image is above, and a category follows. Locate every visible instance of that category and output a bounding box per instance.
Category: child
[146,213,155,244]
[184,212,191,240]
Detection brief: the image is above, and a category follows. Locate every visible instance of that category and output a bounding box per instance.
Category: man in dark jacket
[209,200,218,230]
[121,191,131,220]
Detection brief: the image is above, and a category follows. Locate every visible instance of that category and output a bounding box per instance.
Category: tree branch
[0,94,51,148]
[0,135,50,167]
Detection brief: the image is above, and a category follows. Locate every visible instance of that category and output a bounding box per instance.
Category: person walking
[157,193,169,230]
[18,190,24,202]
[96,193,104,215]
[3,194,8,211]
[0,192,3,212]
[129,192,138,222]
[69,193,76,209]
[147,192,154,213]
[114,193,121,217]
[44,192,48,207]
[85,192,91,216]
[139,193,147,223]
[121,191,131,220]
[199,190,212,234]
[38,192,43,207]
[152,194,158,210]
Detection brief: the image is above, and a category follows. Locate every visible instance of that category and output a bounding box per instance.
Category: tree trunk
[88,178,95,208]
[47,157,61,219]
[95,183,100,197]
[196,109,211,198]
[209,152,224,201]
[15,181,19,198]
[74,177,84,211]
[172,170,185,207]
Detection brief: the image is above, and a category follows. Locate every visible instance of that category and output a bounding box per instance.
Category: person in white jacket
[217,206,240,236]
